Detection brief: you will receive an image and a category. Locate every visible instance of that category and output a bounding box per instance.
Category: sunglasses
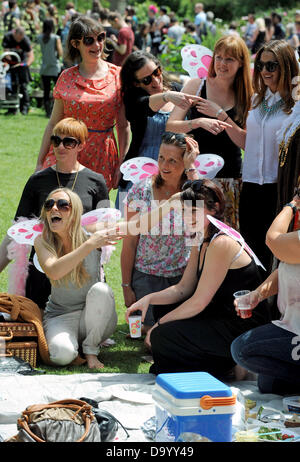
[44,199,71,211]
[255,60,279,72]
[50,135,80,149]
[182,180,204,192]
[136,66,162,85]
[82,33,106,46]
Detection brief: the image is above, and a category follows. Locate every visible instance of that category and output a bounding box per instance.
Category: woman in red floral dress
[35,16,130,191]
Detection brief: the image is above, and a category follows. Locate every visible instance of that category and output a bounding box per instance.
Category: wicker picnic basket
[0,322,38,368]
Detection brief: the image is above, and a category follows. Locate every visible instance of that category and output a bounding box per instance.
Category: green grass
[0,107,151,374]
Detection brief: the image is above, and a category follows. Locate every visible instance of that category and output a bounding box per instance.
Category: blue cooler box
[153,372,236,442]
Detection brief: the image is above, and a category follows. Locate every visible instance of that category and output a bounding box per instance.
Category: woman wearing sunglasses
[34,188,120,369]
[116,50,201,210]
[0,117,109,311]
[166,35,252,231]
[35,15,130,192]
[239,40,298,275]
[126,179,270,377]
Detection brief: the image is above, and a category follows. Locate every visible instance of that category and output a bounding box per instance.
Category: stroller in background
[0,51,21,113]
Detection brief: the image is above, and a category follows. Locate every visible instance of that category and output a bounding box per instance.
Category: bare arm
[0,235,12,273]
[266,196,300,263]
[56,37,63,58]
[120,208,139,307]
[35,98,64,171]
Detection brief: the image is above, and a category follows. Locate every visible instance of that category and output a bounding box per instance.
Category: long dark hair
[42,18,55,43]
[253,40,298,114]
[180,179,225,241]
[154,132,188,190]
[120,50,172,94]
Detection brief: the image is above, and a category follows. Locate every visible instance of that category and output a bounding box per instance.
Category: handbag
[80,397,130,441]
[7,399,101,442]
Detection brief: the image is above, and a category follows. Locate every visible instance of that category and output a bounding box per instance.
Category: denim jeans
[231,323,300,394]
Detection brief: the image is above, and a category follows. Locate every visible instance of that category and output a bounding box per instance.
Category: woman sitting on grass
[34,187,120,369]
[126,179,271,377]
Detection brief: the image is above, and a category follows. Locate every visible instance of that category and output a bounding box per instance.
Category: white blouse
[242,88,290,185]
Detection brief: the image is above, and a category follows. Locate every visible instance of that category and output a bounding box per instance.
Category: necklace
[56,165,79,191]
[259,97,284,119]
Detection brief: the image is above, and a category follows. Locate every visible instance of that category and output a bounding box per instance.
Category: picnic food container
[152,372,236,442]
[0,322,38,368]
[283,397,300,414]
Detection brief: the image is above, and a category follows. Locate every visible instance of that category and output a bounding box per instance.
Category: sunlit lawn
[0,107,151,374]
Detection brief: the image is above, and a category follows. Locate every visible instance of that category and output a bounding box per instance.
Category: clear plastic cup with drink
[128,314,142,338]
[233,290,252,319]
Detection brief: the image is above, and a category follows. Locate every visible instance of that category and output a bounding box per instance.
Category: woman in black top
[126,179,270,377]
[0,117,109,309]
[167,35,253,230]
[116,51,200,208]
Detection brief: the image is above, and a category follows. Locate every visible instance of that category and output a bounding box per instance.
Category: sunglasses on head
[136,66,162,85]
[182,180,204,192]
[255,60,279,72]
[50,135,80,149]
[82,32,106,46]
[44,199,71,211]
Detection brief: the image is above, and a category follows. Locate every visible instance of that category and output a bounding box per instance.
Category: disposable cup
[233,290,252,319]
[129,314,142,338]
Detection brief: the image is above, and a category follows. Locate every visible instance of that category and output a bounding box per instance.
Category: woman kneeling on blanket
[126,179,270,378]
[231,188,300,395]
[34,188,121,369]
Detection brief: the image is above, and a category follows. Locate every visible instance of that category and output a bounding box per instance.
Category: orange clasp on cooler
[200,395,236,410]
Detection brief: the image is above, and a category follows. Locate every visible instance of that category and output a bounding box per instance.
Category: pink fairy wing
[181,44,213,79]
[7,218,43,245]
[81,208,121,226]
[195,154,224,179]
[120,157,159,183]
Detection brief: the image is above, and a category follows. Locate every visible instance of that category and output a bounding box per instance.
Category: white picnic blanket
[0,373,299,442]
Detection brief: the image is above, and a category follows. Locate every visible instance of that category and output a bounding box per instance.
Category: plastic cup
[233,290,252,319]
[128,314,142,338]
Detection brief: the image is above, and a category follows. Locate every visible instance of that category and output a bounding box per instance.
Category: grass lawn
[0,107,151,374]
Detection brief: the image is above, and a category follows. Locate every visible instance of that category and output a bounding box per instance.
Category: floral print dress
[42,63,122,191]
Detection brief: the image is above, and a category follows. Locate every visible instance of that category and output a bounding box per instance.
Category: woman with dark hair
[126,179,270,376]
[35,15,130,192]
[116,50,200,207]
[37,18,63,117]
[134,22,152,52]
[239,40,298,273]
[167,35,251,229]
[121,133,199,333]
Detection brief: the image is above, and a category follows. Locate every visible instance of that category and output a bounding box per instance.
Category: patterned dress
[42,63,122,191]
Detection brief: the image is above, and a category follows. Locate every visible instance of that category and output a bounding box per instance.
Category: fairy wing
[81,208,122,227]
[120,157,159,184]
[195,154,224,179]
[181,44,213,79]
[7,219,44,245]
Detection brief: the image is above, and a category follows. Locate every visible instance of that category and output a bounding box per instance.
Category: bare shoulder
[182,78,203,95]
[207,234,237,257]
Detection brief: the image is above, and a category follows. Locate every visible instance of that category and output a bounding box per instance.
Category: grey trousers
[43,282,118,366]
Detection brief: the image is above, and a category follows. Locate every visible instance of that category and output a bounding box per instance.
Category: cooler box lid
[156,372,232,399]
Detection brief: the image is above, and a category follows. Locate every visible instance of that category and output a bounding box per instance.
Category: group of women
[1,15,300,393]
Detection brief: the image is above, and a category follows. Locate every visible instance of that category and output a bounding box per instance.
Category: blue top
[156,372,232,399]
[138,110,170,160]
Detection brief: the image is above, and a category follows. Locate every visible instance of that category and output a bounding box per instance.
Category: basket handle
[0,328,13,341]
[200,394,236,410]
[0,350,13,357]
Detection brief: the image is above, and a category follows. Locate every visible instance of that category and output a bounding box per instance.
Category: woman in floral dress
[35,16,130,191]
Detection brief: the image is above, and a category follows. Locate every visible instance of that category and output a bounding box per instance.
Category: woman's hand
[88,226,124,249]
[144,325,155,350]
[234,289,262,317]
[183,137,200,170]
[197,117,232,135]
[125,295,150,323]
[123,286,136,308]
[164,91,201,110]
[195,98,225,119]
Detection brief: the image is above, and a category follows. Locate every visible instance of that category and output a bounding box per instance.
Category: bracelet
[162,92,168,103]
[185,167,196,173]
[283,203,297,215]
[216,108,223,118]
[121,283,131,288]
[223,114,229,122]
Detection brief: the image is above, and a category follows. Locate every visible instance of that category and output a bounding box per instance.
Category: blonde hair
[208,35,253,128]
[253,40,299,114]
[53,117,88,144]
[40,188,90,288]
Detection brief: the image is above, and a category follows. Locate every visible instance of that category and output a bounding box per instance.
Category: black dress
[149,238,270,377]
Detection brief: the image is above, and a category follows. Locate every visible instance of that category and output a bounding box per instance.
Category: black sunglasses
[44,199,72,211]
[182,180,204,192]
[50,135,80,149]
[255,60,279,72]
[82,32,106,46]
[136,66,162,85]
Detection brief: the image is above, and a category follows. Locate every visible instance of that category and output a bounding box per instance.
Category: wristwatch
[283,203,297,215]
